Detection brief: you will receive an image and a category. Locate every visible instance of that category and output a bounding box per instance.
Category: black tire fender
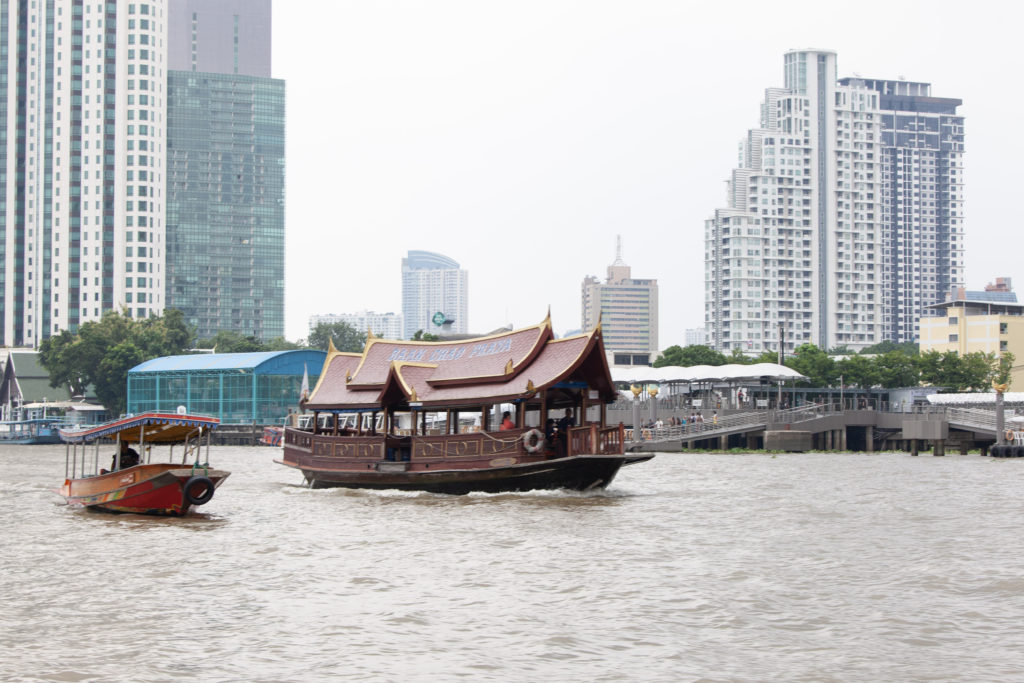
[183,476,216,506]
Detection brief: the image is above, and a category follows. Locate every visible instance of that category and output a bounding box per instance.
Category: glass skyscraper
[165,0,284,341]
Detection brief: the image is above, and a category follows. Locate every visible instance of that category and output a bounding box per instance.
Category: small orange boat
[58,412,229,515]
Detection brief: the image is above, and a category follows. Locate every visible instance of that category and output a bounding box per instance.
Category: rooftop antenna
[612,234,626,266]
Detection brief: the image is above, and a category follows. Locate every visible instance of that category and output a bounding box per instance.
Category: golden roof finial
[526,379,535,393]
[366,329,376,340]
[327,338,338,355]
[504,359,514,375]
[409,387,417,402]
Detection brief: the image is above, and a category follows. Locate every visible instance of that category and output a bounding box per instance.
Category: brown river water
[2,445,1024,682]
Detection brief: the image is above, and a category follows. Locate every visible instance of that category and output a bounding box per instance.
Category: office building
[919,283,1024,387]
[401,251,468,339]
[310,311,404,340]
[2,0,169,346]
[704,50,964,353]
[165,0,284,340]
[581,240,658,365]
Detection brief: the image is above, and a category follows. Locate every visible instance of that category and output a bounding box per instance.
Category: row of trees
[653,342,1014,393]
[37,313,395,415]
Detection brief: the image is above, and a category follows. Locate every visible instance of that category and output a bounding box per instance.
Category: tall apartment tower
[165,0,285,340]
[838,77,965,343]
[581,239,658,365]
[705,50,963,353]
[401,251,468,339]
[1,0,170,346]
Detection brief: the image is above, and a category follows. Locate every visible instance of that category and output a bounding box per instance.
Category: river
[2,445,1024,682]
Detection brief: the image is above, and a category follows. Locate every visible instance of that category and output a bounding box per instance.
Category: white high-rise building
[310,311,404,340]
[401,251,468,339]
[2,1,168,346]
[705,50,963,353]
[838,77,964,343]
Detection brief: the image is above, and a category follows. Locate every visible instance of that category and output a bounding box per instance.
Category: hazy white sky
[273,0,1020,346]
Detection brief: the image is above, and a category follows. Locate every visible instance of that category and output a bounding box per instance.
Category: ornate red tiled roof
[348,322,550,387]
[305,319,615,410]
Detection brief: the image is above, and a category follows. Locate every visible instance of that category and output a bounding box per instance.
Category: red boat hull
[60,464,230,515]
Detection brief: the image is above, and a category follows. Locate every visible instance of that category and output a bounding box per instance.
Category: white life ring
[523,429,546,453]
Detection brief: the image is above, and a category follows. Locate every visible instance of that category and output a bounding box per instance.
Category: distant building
[165,0,285,341]
[919,283,1024,387]
[0,350,106,422]
[127,349,325,424]
[401,251,469,339]
[581,239,658,366]
[310,311,404,340]
[704,50,964,354]
[684,328,708,347]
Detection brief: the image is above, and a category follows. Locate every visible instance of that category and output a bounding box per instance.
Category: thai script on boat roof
[387,337,513,363]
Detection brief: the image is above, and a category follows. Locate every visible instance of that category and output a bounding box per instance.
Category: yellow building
[919,293,1024,388]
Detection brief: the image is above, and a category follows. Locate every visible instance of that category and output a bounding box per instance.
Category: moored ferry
[276,315,652,494]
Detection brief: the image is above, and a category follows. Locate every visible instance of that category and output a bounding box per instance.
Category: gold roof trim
[388,361,438,400]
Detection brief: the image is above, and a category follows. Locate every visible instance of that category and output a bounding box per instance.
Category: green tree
[728,348,754,364]
[750,350,783,364]
[874,350,920,388]
[961,352,997,392]
[995,352,1016,388]
[411,329,440,342]
[308,322,367,352]
[653,345,727,368]
[786,344,836,387]
[264,336,304,351]
[916,349,946,388]
[37,309,194,415]
[835,354,879,393]
[860,340,919,356]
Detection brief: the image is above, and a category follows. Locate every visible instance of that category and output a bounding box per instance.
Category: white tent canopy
[611,363,806,384]
[927,392,1024,406]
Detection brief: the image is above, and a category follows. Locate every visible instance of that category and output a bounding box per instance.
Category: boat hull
[276,454,654,495]
[60,464,230,515]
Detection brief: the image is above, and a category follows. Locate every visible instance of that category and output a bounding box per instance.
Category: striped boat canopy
[59,412,219,444]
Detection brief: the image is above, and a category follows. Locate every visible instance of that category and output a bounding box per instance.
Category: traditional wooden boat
[277,315,653,494]
[58,412,230,515]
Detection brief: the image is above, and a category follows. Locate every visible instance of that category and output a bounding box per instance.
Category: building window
[949,334,958,342]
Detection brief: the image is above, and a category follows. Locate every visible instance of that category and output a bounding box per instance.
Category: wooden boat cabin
[279,316,639,492]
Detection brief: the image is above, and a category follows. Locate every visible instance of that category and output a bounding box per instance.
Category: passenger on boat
[544,418,557,448]
[104,441,140,472]
[555,409,574,457]
[499,411,515,431]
